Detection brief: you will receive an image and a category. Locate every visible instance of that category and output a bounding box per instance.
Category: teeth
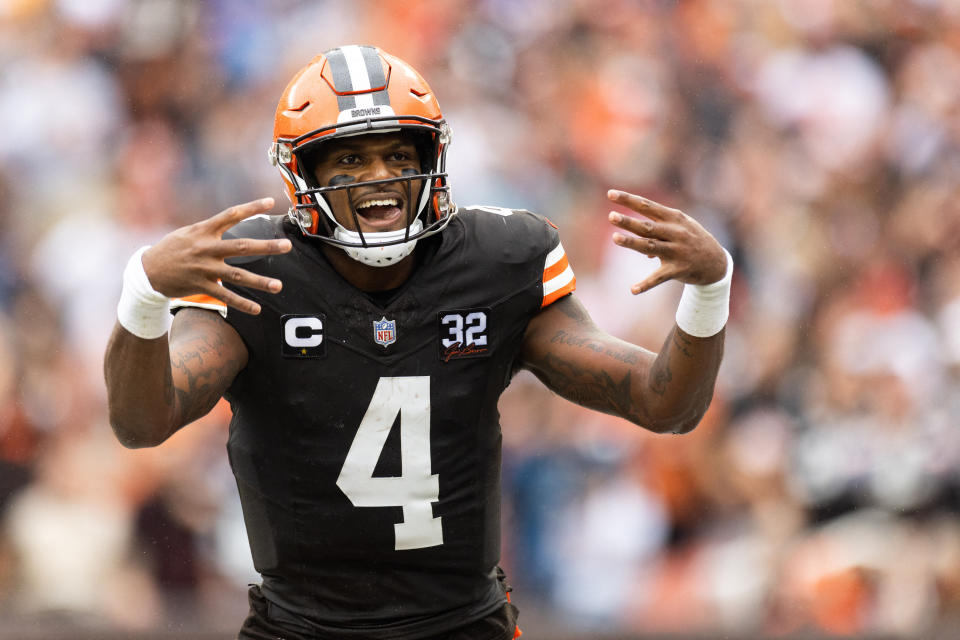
[357,198,399,209]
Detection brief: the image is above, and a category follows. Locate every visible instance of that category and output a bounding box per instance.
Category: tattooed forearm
[672,330,694,358]
[537,350,697,432]
[522,293,724,434]
[649,349,672,397]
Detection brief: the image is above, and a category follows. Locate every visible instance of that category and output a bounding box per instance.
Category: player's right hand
[141,197,292,315]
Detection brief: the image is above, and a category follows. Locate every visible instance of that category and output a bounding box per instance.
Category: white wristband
[117,246,171,339]
[675,248,733,338]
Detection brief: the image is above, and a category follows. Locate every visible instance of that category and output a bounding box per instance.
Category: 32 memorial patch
[437,308,491,362]
[281,314,326,358]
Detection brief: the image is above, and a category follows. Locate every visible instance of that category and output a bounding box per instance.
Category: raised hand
[141,197,292,314]
[607,189,727,294]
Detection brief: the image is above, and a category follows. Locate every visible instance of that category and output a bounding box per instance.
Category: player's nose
[363,157,395,181]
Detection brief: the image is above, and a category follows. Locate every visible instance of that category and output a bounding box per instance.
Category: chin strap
[333,219,424,267]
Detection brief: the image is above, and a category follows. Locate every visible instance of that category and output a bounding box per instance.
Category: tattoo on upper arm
[603,347,639,365]
[536,321,713,427]
[170,312,243,421]
[549,330,640,365]
[550,329,603,352]
[171,336,223,411]
[551,296,592,324]
[531,298,723,431]
[536,323,658,425]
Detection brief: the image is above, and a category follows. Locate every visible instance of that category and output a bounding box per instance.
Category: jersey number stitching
[336,376,443,550]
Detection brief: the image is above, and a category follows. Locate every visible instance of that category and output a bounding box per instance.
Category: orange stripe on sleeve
[176,294,224,306]
[541,241,576,307]
[542,277,576,307]
[542,253,569,282]
[171,293,228,317]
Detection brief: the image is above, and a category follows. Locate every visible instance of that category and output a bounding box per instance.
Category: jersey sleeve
[170,292,228,317]
[541,238,576,307]
[460,205,577,310]
[505,209,577,308]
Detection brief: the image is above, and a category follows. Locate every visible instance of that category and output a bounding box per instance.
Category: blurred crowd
[1,0,959,637]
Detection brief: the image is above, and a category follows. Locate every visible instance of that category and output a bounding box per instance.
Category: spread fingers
[215,265,284,295]
[607,189,682,221]
[630,267,679,295]
[214,237,292,258]
[608,211,672,241]
[612,230,673,258]
[206,198,276,232]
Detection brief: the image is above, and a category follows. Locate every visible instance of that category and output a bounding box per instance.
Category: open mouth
[355,195,405,230]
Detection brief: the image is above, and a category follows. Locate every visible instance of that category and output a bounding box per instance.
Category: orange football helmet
[268,45,455,266]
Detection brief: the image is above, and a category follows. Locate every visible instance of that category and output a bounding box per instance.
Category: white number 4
[336,376,443,550]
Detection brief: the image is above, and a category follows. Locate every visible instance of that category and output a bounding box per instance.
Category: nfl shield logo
[373,316,397,347]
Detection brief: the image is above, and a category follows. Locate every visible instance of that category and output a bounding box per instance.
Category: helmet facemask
[274,119,455,268]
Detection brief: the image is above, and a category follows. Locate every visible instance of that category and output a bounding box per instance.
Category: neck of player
[320,243,418,293]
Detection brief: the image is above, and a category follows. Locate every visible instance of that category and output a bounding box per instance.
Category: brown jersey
[173,205,575,638]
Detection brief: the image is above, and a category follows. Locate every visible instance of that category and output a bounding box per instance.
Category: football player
[104,45,731,640]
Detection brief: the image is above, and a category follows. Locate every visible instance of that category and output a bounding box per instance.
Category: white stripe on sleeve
[543,265,575,296]
[544,242,566,269]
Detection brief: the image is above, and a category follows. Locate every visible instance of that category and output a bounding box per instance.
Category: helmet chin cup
[333,219,424,267]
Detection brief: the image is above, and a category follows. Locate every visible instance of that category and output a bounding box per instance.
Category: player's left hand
[607,189,727,294]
